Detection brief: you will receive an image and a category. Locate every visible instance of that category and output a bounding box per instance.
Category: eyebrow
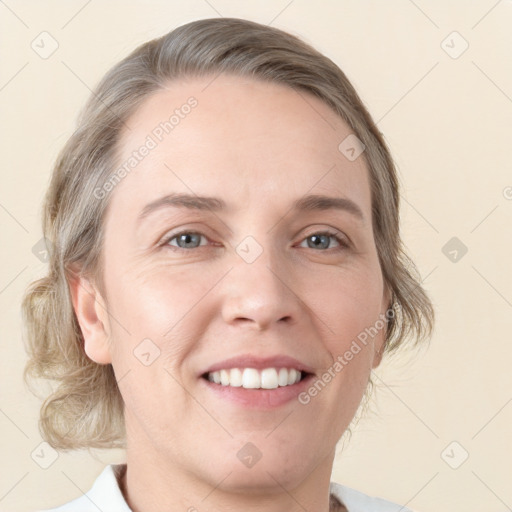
[138,193,226,223]
[292,194,364,221]
[137,192,365,223]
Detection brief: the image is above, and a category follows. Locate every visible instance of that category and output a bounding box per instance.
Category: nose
[220,247,302,331]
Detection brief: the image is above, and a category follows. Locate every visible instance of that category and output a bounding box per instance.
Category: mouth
[201,367,311,389]
[199,354,316,408]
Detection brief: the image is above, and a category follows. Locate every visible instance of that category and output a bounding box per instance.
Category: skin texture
[70,74,390,512]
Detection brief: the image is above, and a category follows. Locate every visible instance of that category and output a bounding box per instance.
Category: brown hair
[21,17,434,450]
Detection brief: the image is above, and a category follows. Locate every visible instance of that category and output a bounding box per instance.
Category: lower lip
[199,374,315,408]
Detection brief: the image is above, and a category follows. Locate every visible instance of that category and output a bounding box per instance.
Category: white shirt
[38,464,415,512]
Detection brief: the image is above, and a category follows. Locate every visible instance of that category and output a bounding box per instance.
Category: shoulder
[330,481,418,512]
[36,464,131,512]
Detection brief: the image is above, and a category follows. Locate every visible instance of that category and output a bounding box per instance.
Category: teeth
[206,368,304,389]
[278,368,289,386]
[220,369,230,386]
[260,368,278,389]
[242,368,260,388]
[228,368,243,387]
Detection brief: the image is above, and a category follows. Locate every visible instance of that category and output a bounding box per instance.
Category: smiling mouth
[201,367,310,389]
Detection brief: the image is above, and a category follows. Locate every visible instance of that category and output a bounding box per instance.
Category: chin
[200,441,322,495]
[216,462,310,495]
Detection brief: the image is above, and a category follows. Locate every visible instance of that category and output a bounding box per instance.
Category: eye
[298,231,349,251]
[159,229,349,253]
[163,231,209,250]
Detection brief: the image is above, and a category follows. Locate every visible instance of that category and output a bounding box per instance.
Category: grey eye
[302,233,341,250]
[169,232,205,249]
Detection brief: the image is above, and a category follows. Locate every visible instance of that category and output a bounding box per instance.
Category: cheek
[308,263,385,340]
[106,260,215,333]
[105,262,223,374]
[305,264,384,399]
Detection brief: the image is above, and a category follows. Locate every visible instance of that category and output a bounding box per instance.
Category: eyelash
[159,229,350,253]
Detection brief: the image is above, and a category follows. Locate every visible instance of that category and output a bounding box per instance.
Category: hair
[21,17,434,451]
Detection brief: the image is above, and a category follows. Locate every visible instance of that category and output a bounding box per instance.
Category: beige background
[1,1,511,511]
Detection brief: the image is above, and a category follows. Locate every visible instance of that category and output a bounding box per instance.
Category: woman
[22,17,434,512]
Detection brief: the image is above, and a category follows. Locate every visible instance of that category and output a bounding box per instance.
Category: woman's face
[81,74,390,491]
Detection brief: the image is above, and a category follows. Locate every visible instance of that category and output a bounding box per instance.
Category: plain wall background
[1,1,511,511]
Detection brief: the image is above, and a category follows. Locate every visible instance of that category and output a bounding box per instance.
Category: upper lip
[201,354,316,376]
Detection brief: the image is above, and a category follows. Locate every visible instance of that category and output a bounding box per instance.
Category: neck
[120,433,337,512]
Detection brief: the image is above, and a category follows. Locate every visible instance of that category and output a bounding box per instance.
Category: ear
[67,269,112,365]
[371,286,392,369]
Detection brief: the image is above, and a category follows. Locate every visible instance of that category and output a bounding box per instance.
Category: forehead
[111,74,371,219]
